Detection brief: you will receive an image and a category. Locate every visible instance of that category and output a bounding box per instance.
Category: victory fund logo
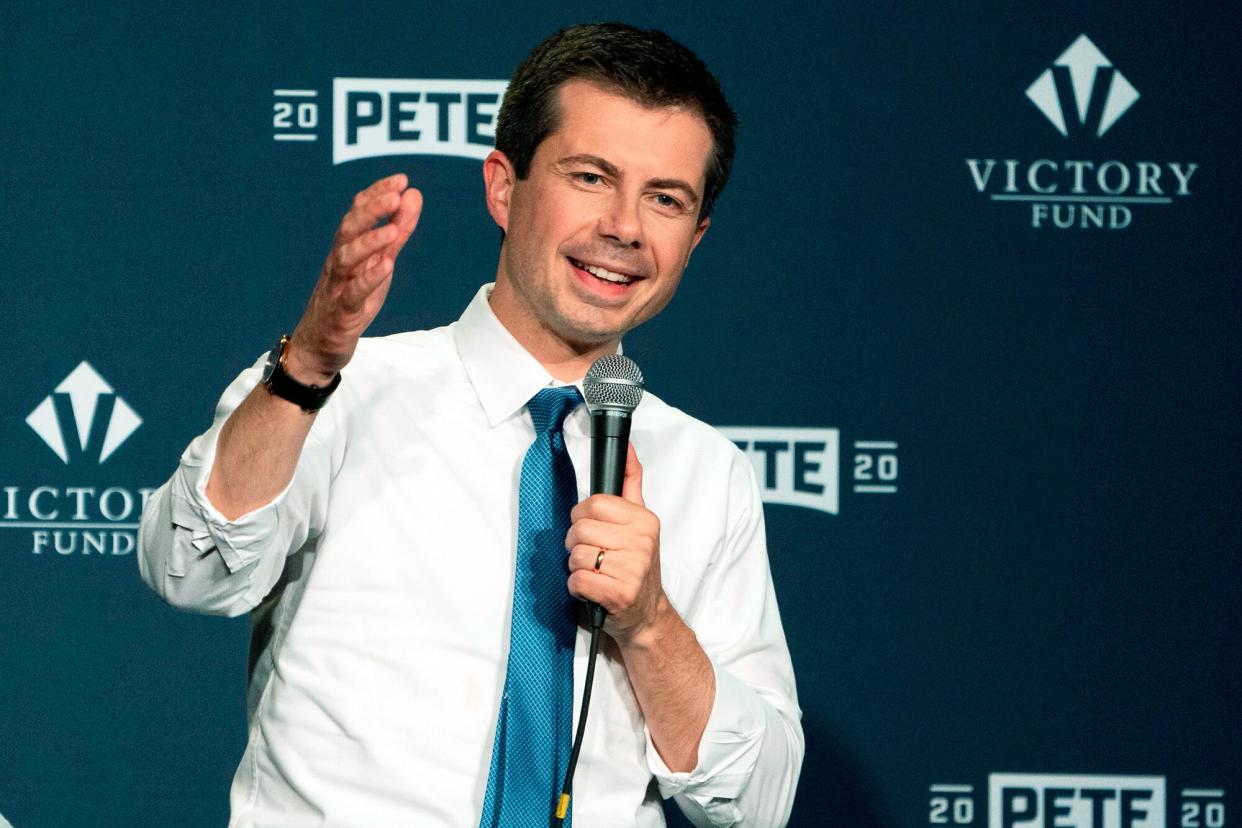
[966,34,1199,230]
[271,78,508,163]
[4,361,155,557]
[716,427,900,515]
[926,773,1227,828]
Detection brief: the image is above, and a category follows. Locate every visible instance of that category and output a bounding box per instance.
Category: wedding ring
[594,548,607,573]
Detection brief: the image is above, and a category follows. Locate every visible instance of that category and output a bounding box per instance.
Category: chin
[555,317,628,348]
[565,326,625,349]
[550,304,626,340]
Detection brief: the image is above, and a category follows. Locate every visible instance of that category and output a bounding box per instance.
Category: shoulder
[629,393,765,571]
[309,324,469,431]
[632,391,749,475]
[336,324,463,390]
[634,392,731,445]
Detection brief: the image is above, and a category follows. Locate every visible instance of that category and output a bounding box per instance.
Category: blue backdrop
[2,2,1238,826]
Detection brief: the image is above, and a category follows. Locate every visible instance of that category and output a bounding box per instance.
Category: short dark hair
[495,22,737,220]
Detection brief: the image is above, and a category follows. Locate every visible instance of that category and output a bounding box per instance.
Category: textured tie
[480,386,582,828]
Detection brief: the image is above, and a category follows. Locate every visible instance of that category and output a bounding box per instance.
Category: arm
[566,446,803,826]
[207,174,423,518]
[135,362,334,615]
[137,174,423,614]
[566,445,713,768]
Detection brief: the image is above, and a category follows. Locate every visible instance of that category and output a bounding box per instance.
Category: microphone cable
[553,604,606,825]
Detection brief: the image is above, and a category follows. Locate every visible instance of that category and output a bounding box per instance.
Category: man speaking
[138,22,802,827]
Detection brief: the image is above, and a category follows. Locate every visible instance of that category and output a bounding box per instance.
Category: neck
[540,348,615,382]
[488,282,620,382]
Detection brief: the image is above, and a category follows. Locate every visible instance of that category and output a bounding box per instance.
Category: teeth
[574,259,633,284]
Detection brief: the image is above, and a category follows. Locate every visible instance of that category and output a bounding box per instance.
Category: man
[138,22,802,827]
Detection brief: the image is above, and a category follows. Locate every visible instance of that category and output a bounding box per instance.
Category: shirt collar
[453,284,626,428]
[453,284,561,427]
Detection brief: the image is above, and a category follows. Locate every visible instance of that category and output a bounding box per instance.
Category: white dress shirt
[137,285,803,827]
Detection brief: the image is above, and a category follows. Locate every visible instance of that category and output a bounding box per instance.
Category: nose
[598,193,643,249]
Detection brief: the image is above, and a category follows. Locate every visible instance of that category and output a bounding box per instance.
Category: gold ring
[594,548,607,573]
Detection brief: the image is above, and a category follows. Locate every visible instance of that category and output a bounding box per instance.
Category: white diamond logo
[25,361,143,464]
[1026,34,1140,137]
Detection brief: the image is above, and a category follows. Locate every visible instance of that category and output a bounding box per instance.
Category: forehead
[540,80,714,189]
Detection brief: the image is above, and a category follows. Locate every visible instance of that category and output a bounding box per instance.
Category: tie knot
[526,386,582,434]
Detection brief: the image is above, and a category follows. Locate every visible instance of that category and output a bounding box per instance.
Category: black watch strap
[263,335,341,413]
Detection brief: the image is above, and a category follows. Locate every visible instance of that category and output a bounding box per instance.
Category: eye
[575,172,603,186]
[654,193,684,210]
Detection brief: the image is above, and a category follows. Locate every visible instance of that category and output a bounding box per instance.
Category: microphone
[584,354,645,495]
[553,354,645,825]
[582,354,645,628]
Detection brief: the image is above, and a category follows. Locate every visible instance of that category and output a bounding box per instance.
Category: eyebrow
[556,154,701,208]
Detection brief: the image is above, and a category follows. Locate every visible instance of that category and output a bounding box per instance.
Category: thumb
[621,442,644,507]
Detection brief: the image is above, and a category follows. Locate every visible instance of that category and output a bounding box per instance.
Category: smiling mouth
[569,257,638,285]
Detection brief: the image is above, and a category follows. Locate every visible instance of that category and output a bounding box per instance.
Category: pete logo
[332,78,506,164]
[1026,34,1140,138]
[717,427,841,515]
[25,361,142,465]
[990,774,1165,828]
[273,79,507,163]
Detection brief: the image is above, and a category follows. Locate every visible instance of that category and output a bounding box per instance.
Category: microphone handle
[588,409,633,627]
[590,410,632,495]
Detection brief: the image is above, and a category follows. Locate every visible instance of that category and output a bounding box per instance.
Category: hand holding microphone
[565,356,673,644]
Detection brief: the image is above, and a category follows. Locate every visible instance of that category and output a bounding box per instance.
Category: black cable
[552,606,606,825]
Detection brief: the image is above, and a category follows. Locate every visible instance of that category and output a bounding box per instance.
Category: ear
[687,215,711,261]
[483,149,516,232]
[691,216,710,249]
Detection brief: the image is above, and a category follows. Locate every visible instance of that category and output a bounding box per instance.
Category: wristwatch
[262,334,341,413]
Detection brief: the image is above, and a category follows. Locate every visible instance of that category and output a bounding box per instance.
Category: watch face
[262,340,283,383]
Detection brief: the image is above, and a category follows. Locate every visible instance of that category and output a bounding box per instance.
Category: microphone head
[583,354,644,414]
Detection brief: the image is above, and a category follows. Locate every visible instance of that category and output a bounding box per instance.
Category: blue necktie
[480,386,582,828]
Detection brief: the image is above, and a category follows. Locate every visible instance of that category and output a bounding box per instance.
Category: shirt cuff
[645,660,767,802]
[166,425,294,575]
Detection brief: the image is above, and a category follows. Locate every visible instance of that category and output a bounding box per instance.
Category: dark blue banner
[2,2,1238,826]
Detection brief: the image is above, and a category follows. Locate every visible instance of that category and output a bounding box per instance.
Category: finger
[336,173,407,242]
[360,172,408,201]
[621,443,644,506]
[384,187,424,257]
[336,223,399,272]
[337,188,402,243]
[566,569,596,603]
[567,569,622,608]
[564,518,634,554]
[567,543,619,575]
[567,568,642,614]
[570,493,641,524]
[338,254,393,310]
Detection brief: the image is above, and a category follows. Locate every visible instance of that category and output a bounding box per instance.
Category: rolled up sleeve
[648,450,804,827]
[137,360,335,617]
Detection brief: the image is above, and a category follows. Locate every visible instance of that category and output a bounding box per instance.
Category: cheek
[518,207,568,257]
[509,184,557,235]
[652,232,698,276]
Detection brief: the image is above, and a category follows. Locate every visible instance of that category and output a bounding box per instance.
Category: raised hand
[287,173,423,382]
